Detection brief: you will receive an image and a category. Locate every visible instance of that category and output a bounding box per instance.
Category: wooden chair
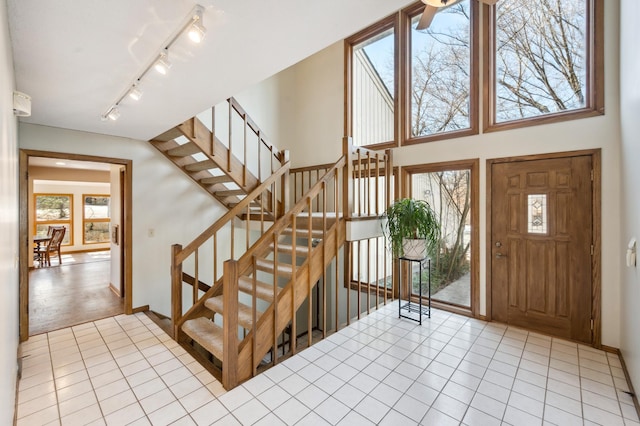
[37,227,65,267]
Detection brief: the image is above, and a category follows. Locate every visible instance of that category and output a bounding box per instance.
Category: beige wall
[236,0,623,348]
[619,0,640,397]
[0,0,19,422]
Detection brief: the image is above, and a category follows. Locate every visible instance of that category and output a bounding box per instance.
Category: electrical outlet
[148,228,155,238]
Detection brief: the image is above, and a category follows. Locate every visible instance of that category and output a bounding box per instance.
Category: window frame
[401,1,480,146]
[401,159,480,317]
[345,0,604,147]
[82,193,111,245]
[33,193,74,247]
[345,13,400,150]
[483,0,604,132]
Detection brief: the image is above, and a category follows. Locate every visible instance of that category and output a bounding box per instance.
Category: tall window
[34,194,72,245]
[491,0,593,125]
[404,160,478,313]
[409,1,474,139]
[346,0,602,144]
[83,195,110,244]
[348,17,396,147]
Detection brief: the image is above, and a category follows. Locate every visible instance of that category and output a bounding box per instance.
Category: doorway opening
[19,150,132,341]
[487,150,601,346]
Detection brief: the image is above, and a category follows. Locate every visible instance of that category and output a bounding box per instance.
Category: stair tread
[228,201,262,208]
[153,128,183,142]
[255,258,294,276]
[238,276,279,301]
[167,143,201,157]
[282,227,325,239]
[215,189,246,197]
[182,317,223,360]
[200,175,233,185]
[204,296,260,330]
[273,242,311,256]
[185,160,217,172]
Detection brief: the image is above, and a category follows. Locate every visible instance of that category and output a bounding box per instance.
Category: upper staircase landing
[150,98,286,217]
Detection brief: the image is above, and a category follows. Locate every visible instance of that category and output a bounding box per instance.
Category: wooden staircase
[173,156,345,389]
[150,98,285,217]
[156,101,395,390]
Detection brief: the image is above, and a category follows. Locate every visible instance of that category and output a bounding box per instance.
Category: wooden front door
[491,155,593,343]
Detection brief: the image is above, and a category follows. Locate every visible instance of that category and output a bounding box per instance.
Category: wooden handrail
[290,163,336,174]
[228,97,280,155]
[232,156,346,276]
[181,272,211,293]
[171,135,395,390]
[171,158,291,335]
[343,137,392,219]
[222,155,346,387]
[175,160,290,265]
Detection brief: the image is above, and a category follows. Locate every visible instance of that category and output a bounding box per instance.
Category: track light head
[188,7,206,43]
[100,4,206,120]
[154,50,172,75]
[101,107,120,121]
[128,86,143,101]
[189,21,206,43]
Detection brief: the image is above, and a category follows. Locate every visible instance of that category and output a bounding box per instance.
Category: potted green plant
[382,198,440,260]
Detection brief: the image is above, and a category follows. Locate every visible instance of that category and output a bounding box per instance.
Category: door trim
[19,149,133,342]
[486,149,601,347]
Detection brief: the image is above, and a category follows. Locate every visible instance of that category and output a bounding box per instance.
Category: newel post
[342,137,354,221]
[171,244,183,339]
[384,148,393,209]
[222,260,239,389]
[280,150,290,217]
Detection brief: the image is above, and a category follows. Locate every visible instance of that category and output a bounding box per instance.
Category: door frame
[19,149,133,342]
[486,149,602,347]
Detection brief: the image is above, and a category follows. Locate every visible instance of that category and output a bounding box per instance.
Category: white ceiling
[8,0,412,142]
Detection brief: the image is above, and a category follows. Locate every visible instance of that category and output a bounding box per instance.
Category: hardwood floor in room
[29,251,123,336]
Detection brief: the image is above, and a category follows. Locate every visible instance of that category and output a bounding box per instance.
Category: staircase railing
[290,162,335,205]
[344,137,393,219]
[201,97,283,190]
[222,154,346,388]
[171,156,290,337]
[343,138,396,324]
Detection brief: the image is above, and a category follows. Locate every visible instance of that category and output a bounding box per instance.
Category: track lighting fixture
[188,8,206,43]
[101,4,206,122]
[101,107,120,121]
[128,86,143,101]
[154,49,172,75]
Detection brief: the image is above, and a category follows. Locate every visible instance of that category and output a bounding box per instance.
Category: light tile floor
[16,303,640,425]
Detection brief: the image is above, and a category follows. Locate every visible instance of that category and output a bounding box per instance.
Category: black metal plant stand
[398,257,431,324]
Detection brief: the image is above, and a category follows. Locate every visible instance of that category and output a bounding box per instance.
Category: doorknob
[495,241,502,247]
[496,253,507,259]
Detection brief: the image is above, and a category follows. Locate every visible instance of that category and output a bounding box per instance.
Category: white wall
[619,0,640,394]
[19,123,227,316]
[239,0,623,348]
[0,0,19,423]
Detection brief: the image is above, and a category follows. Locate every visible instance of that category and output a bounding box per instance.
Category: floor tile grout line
[16,303,636,426]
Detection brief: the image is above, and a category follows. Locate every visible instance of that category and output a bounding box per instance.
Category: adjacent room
[26,157,125,335]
